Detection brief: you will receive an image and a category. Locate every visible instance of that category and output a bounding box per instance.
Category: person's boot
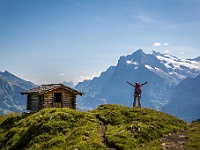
[133,103,136,108]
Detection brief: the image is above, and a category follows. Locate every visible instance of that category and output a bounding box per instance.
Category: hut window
[54,93,62,102]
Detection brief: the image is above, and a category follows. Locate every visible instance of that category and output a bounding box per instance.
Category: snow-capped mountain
[76,49,200,111]
[149,51,200,83]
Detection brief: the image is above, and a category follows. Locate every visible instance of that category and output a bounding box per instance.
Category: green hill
[0,104,199,150]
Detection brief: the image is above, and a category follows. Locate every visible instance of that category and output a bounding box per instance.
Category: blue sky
[1,0,200,85]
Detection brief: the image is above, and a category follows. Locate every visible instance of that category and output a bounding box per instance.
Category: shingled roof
[21,84,83,96]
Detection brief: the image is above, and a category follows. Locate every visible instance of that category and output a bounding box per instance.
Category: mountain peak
[121,49,148,67]
[62,81,74,88]
[150,50,161,56]
[124,49,145,61]
[131,49,144,56]
[0,70,19,81]
[0,70,14,76]
[134,49,144,53]
[0,70,35,89]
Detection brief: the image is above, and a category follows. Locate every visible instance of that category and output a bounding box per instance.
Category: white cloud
[152,42,169,47]
[163,43,169,46]
[152,42,161,47]
[60,73,65,76]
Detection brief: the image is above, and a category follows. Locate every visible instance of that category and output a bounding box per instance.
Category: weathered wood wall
[43,91,53,108]
[62,90,77,109]
[43,89,77,109]
[28,94,39,113]
[27,89,77,112]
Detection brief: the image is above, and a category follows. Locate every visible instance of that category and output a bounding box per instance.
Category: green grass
[186,120,200,149]
[90,104,187,149]
[0,108,105,150]
[0,104,198,150]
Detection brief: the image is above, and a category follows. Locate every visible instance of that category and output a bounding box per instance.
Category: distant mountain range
[62,81,75,88]
[0,71,76,114]
[165,74,200,122]
[0,71,35,114]
[76,49,200,122]
[0,49,200,122]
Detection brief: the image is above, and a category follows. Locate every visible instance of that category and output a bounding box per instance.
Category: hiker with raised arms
[127,81,148,108]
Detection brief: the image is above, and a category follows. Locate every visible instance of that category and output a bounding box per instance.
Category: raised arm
[127,81,135,87]
[141,82,148,86]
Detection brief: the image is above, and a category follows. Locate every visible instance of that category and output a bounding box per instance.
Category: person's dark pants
[133,94,141,107]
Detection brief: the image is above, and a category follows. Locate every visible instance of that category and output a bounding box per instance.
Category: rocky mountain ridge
[0,71,35,114]
[76,49,200,113]
[0,50,199,123]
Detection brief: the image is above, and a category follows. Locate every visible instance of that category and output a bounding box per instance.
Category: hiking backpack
[135,84,142,95]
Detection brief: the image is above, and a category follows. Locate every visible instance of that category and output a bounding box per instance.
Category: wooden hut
[21,84,83,113]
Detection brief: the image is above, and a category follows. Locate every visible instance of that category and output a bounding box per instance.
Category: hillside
[1,104,199,150]
[0,71,36,114]
[165,74,200,123]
